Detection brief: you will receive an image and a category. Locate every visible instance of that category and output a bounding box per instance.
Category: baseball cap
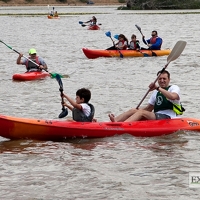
[29,48,37,54]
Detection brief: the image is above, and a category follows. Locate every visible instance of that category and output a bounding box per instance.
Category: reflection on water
[0,6,200,199]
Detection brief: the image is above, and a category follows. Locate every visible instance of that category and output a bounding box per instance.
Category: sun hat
[29,48,37,54]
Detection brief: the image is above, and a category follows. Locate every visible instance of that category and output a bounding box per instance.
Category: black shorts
[155,113,171,120]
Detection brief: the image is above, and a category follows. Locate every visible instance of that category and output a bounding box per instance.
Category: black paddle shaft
[55,74,68,118]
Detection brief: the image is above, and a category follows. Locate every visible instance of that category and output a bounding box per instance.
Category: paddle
[105,31,124,58]
[0,40,68,78]
[136,40,187,109]
[55,74,68,118]
[79,21,102,27]
[114,34,149,57]
[135,24,157,57]
[81,24,102,27]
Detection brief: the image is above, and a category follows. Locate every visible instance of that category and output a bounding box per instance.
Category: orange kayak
[12,71,50,81]
[47,15,60,19]
[82,48,171,59]
[0,114,200,141]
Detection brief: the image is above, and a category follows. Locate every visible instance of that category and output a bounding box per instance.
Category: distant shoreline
[0,3,123,7]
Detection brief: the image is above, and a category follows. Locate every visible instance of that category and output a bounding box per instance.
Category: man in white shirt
[109,70,184,122]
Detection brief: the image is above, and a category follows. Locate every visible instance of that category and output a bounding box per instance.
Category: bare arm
[62,102,74,111]
[62,93,82,110]
[149,83,179,101]
[16,53,23,64]
[157,87,179,100]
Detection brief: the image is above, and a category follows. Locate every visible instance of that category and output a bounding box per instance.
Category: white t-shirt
[81,103,91,117]
[148,85,181,118]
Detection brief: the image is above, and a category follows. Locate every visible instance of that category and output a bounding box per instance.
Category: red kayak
[0,114,200,141]
[12,71,50,81]
[88,25,100,30]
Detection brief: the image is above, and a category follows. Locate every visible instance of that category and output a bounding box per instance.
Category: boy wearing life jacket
[142,30,162,50]
[128,34,140,50]
[61,88,95,122]
[16,48,47,72]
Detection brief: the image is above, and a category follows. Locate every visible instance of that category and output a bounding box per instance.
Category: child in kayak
[85,16,97,26]
[128,34,140,50]
[61,88,95,122]
[107,34,128,50]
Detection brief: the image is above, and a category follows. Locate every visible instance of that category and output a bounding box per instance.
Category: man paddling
[16,48,48,72]
[109,70,184,122]
[141,30,162,50]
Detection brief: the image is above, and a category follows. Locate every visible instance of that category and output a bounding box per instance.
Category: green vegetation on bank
[119,0,200,10]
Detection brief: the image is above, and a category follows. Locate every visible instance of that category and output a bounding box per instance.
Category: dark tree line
[126,0,200,9]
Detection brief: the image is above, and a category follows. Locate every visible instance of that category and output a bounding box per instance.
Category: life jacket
[26,56,40,71]
[90,19,96,25]
[72,103,95,122]
[118,40,127,50]
[154,86,185,115]
[129,40,139,50]
[150,37,162,49]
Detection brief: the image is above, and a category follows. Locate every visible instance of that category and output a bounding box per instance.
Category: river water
[0,5,200,199]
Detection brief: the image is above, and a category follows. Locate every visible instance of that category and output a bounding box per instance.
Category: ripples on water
[0,6,200,199]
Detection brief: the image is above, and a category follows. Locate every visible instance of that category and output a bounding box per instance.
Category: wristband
[156,87,160,91]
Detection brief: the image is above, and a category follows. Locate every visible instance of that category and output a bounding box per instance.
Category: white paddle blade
[167,41,187,63]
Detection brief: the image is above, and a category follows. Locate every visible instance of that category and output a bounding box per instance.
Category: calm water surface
[0,6,200,199]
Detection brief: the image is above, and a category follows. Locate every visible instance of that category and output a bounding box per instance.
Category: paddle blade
[114,34,119,40]
[105,31,111,37]
[50,73,63,79]
[61,74,70,78]
[135,24,144,36]
[81,24,87,27]
[135,24,141,32]
[79,21,83,24]
[58,107,68,118]
[167,41,187,64]
[119,51,123,58]
[55,74,63,89]
[142,52,149,57]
